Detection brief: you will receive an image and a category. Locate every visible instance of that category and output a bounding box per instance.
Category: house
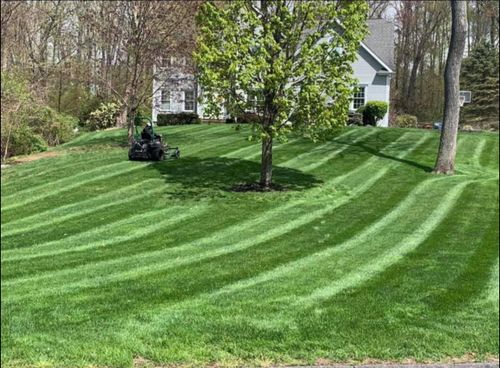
[152,19,394,127]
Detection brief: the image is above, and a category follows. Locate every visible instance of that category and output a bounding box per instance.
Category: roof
[363,19,395,72]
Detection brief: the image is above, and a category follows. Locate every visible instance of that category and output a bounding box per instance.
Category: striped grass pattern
[1,125,498,368]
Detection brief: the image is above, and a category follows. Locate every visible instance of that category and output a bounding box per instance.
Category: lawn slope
[1,125,498,368]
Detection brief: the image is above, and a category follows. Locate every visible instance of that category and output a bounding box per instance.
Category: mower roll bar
[133,115,156,140]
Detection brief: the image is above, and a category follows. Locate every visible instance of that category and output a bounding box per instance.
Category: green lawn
[1,125,498,368]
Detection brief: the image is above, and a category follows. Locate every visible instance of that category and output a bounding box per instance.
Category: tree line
[386,0,499,124]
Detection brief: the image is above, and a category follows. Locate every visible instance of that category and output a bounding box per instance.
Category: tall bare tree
[83,1,199,142]
[434,0,467,174]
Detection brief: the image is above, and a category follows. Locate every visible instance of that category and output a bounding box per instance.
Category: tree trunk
[406,52,423,113]
[434,0,467,175]
[260,135,273,188]
[490,15,496,46]
[117,107,128,128]
[128,106,137,144]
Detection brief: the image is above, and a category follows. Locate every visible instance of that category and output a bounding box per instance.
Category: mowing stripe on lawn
[2,153,105,182]
[299,129,378,172]
[2,174,385,296]
[228,131,370,166]
[1,152,126,192]
[221,135,312,160]
[4,132,428,296]
[35,132,432,308]
[4,131,420,270]
[118,177,467,331]
[2,135,262,226]
[1,162,147,212]
[3,127,234,196]
[295,180,470,306]
[175,124,230,139]
[484,259,499,305]
[3,128,311,253]
[2,204,208,262]
[220,141,259,158]
[186,133,252,157]
[204,176,451,299]
[279,129,358,168]
[2,160,136,201]
[1,179,166,238]
[472,138,487,168]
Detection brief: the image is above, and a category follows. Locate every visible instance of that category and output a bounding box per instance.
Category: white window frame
[353,86,366,110]
[160,89,171,111]
[183,90,195,111]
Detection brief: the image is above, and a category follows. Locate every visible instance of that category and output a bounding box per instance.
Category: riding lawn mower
[128,116,180,161]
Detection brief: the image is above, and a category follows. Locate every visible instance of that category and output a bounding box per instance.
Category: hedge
[156,113,200,126]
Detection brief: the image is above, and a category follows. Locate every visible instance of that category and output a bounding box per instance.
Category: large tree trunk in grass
[434,0,467,175]
[260,136,273,188]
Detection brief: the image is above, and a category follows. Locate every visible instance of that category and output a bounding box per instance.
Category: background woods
[385,0,499,125]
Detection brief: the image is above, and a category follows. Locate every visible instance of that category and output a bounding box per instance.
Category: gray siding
[351,47,391,127]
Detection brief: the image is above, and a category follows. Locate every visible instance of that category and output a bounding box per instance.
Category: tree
[83,1,199,142]
[367,0,391,19]
[195,0,368,188]
[434,0,467,175]
[460,42,499,125]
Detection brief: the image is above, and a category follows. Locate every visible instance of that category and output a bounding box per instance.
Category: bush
[347,110,363,125]
[29,106,78,145]
[84,102,120,131]
[49,84,103,124]
[225,112,261,124]
[393,114,418,128]
[8,125,48,157]
[156,112,200,126]
[357,101,388,126]
[1,72,79,159]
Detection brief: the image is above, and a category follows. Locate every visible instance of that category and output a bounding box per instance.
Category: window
[353,86,365,109]
[247,93,257,112]
[184,90,195,111]
[246,91,262,112]
[160,89,170,111]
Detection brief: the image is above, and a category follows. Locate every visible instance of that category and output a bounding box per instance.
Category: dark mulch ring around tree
[230,182,288,192]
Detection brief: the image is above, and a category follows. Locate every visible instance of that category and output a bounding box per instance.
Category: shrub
[156,112,200,126]
[347,110,363,125]
[393,114,418,128]
[29,106,78,145]
[8,125,48,157]
[357,101,388,126]
[49,84,103,124]
[84,102,120,131]
[226,112,261,124]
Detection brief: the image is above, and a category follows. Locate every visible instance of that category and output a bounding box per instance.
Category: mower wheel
[151,149,164,161]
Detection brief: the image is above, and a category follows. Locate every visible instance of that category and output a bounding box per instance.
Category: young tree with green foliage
[460,42,499,125]
[195,0,368,188]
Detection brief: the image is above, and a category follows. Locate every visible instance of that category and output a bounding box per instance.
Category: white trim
[360,41,393,73]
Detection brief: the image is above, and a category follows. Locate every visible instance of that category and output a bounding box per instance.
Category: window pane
[353,87,365,109]
[184,90,195,111]
[161,90,170,110]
